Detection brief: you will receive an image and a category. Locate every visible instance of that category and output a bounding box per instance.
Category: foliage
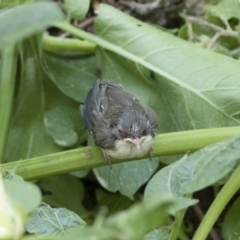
[1,0,240,239]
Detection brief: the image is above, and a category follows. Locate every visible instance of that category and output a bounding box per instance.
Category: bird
[80,80,158,165]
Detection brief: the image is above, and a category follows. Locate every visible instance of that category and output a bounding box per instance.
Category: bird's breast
[103,135,153,159]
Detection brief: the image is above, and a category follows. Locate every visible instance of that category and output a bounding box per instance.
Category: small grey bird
[80,80,158,165]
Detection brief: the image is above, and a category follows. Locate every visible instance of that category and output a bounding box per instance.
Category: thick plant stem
[42,35,96,53]
[0,45,17,163]
[192,164,240,240]
[1,127,240,181]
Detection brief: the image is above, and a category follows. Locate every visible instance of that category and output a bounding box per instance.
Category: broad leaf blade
[94,158,159,199]
[95,4,240,132]
[26,205,86,235]
[4,181,42,214]
[105,194,174,240]
[96,189,132,215]
[145,155,187,197]
[0,2,63,50]
[59,195,175,240]
[44,53,97,102]
[206,0,240,20]
[179,134,240,194]
[63,0,90,21]
[144,155,198,215]
[3,39,64,162]
[144,226,170,240]
[44,107,84,147]
[39,174,87,217]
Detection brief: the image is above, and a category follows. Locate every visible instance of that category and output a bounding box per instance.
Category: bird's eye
[142,129,147,136]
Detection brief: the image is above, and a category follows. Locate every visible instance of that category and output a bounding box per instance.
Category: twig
[59,17,95,38]
[186,16,238,49]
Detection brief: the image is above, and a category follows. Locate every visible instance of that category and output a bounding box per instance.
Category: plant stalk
[192,164,240,240]
[0,45,17,163]
[42,34,96,53]
[1,127,240,181]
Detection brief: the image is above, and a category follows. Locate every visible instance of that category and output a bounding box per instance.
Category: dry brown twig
[186,16,238,49]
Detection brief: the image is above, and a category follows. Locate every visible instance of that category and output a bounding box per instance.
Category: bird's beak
[125,138,143,149]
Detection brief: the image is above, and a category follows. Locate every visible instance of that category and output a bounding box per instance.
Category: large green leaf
[96,189,132,215]
[206,0,240,20]
[44,52,97,102]
[3,39,77,162]
[104,194,174,240]
[26,205,86,235]
[55,194,175,240]
[39,174,86,217]
[0,2,63,50]
[179,134,240,194]
[4,181,41,214]
[144,226,170,240]
[144,155,198,215]
[145,134,240,195]
[44,107,85,147]
[63,0,90,21]
[94,4,240,133]
[145,155,187,197]
[94,158,159,199]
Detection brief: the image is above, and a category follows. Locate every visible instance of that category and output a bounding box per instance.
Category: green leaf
[96,189,132,215]
[179,134,240,194]
[104,194,174,240]
[144,155,198,215]
[0,171,25,240]
[70,169,90,178]
[205,0,240,20]
[2,170,24,182]
[222,197,240,240]
[94,158,159,199]
[93,4,240,132]
[44,52,97,102]
[56,194,175,240]
[144,226,170,240]
[63,0,90,21]
[3,38,65,162]
[4,181,41,214]
[39,174,87,217]
[44,107,84,147]
[145,155,188,197]
[0,2,63,50]
[26,205,86,235]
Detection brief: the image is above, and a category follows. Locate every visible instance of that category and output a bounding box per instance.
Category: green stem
[193,164,240,240]
[170,194,192,240]
[42,34,96,53]
[170,213,184,240]
[0,45,17,163]
[179,228,190,240]
[1,127,240,181]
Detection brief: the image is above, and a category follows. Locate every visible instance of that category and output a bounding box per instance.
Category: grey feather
[80,80,158,151]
